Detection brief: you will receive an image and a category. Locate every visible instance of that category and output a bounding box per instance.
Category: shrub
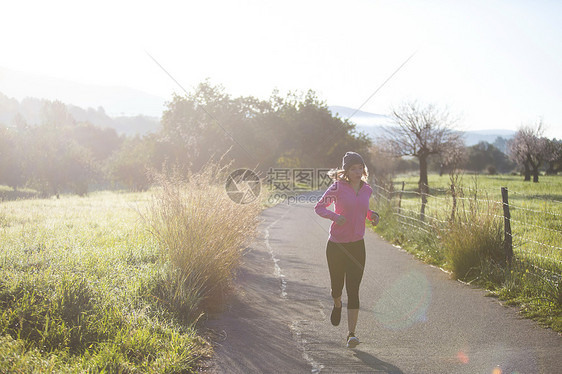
[145,162,261,321]
[441,203,504,281]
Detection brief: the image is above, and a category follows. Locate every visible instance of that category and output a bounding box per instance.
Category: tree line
[0,82,371,196]
[1,84,560,198]
[0,92,158,135]
[372,101,561,191]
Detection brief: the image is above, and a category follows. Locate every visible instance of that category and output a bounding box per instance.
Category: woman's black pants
[326,239,366,309]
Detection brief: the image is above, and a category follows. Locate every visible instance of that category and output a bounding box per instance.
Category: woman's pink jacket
[314,180,375,243]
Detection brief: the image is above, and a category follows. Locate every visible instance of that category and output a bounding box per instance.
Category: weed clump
[145,162,261,321]
[441,209,504,281]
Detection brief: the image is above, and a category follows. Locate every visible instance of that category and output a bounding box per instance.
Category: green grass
[391,174,562,265]
[0,185,40,201]
[0,190,213,372]
[372,173,562,332]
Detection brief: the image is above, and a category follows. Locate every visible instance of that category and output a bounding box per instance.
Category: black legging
[326,239,366,309]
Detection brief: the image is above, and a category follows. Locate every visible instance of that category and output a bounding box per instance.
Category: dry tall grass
[440,194,505,281]
[145,163,261,320]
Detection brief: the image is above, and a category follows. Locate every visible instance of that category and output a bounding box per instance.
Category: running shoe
[330,304,342,326]
[347,333,360,348]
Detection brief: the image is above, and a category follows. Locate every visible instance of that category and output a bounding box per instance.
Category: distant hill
[460,129,516,147]
[329,105,388,120]
[330,106,516,148]
[0,91,159,135]
[329,106,392,127]
[356,124,515,148]
[0,67,166,117]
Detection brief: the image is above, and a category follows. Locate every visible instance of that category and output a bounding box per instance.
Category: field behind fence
[374,174,562,285]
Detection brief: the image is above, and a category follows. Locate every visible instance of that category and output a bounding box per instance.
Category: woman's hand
[370,212,380,226]
[335,215,346,225]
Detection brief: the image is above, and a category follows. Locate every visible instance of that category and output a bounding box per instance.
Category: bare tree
[507,120,547,182]
[379,101,463,220]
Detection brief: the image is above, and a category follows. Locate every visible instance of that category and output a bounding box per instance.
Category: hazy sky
[2,0,562,138]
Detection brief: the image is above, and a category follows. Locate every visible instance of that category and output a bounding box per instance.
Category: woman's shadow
[351,349,404,374]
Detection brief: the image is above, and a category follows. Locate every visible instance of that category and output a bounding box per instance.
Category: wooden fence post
[398,181,405,214]
[451,183,457,222]
[501,187,513,264]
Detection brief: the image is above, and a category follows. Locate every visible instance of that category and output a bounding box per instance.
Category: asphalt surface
[204,196,562,373]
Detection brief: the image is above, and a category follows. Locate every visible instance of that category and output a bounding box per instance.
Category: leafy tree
[159,82,371,173]
[543,138,562,175]
[106,136,153,191]
[0,126,25,190]
[159,81,277,171]
[61,141,98,195]
[465,142,515,174]
[269,90,371,169]
[41,100,75,127]
[492,136,509,154]
[68,122,123,161]
[26,125,97,196]
[159,82,247,171]
[0,93,20,125]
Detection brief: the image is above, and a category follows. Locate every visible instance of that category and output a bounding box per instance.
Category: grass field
[0,189,212,371]
[389,174,562,266]
[372,173,562,331]
[0,163,261,372]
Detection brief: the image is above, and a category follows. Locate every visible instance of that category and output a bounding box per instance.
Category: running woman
[314,151,379,348]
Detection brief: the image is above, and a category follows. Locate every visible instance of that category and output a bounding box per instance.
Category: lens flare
[457,351,469,364]
[372,270,431,329]
[491,366,502,374]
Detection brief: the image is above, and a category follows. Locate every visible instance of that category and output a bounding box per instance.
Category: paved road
[205,197,562,373]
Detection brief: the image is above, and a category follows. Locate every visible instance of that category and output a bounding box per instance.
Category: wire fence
[373,181,562,282]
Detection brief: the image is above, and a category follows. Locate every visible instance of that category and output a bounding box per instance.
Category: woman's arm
[314,182,340,221]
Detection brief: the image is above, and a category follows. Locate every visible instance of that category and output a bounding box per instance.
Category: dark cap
[342,151,365,171]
